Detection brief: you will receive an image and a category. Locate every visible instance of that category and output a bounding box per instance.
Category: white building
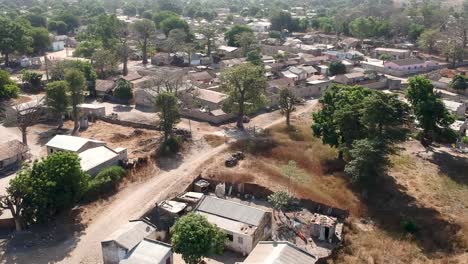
[46,135,106,155]
[79,146,127,176]
[101,220,158,264]
[120,239,173,264]
[194,196,271,255]
[249,21,271,32]
[242,241,317,264]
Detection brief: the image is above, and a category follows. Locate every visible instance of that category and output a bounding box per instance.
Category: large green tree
[0,17,32,65]
[171,213,227,264]
[405,76,454,143]
[160,16,189,36]
[30,27,51,56]
[0,152,88,230]
[65,69,86,134]
[45,81,69,129]
[0,70,19,101]
[114,78,133,103]
[450,74,468,91]
[155,92,180,141]
[279,87,296,127]
[224,25,253,47]
[131,19,156,64]
[220,63,267,130]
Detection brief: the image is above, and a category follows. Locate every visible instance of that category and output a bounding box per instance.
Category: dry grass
[203,134,227,147]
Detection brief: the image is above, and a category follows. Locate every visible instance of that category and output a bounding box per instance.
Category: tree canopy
[171,213,227,264]
[224,25,253,47]
[155,92,181,141]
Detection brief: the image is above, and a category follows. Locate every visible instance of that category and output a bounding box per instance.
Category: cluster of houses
[101,179,343,264]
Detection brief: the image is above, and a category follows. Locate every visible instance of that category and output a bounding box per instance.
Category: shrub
[114,78,133,103]
[401,219,419,234]
[2,84,19,99]
[85,166,126,200]
[462,136,468,145]
[158,136,182,155]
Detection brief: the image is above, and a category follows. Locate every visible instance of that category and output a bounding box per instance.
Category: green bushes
[85,166,126,200]
[1,84,19,99]
[158,136,182,155]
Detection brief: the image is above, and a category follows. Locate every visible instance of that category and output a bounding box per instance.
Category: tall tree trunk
[142,38,148,64]
[21,128,28,145]
[72,106,79,135]
[5,53,9,67]
[14,217,22,232]
[207,40,212,56]
[123,56,128,76]
[286,111,290,127]
[237,97,245,130]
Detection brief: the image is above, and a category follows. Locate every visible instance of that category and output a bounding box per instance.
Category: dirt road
[1,99,318,264]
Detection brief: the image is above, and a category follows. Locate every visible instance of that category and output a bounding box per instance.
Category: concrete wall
[295,82,330,98]
[101,241,127,264]
[86,156,123,177]
[0,154,24,171]
[362,62,445,77]
[225,231,254,256]
[180,109,235,124]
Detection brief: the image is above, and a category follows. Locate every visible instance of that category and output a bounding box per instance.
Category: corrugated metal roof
[46,135,104,152]
[102,221,155,251]
[120,239,171,264]
[243,241,317,264]
[196,196,266,226]
[78,146,119,172]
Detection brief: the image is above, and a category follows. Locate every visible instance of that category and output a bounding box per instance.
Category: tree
[442,40,464,67]
[0,17,32,66]
[171,213,227,264]
[1,152,88,230]
[344,139,389,183]
[45,81,69,129]
[21,70,43,90]
[0,70,19,101]
[48,20,68,35]
[131,19,156,64]
[379,53,392,64]
[417,29,438,54]
[73,40,100,61]
[279,87,296,127]
[199,26,217,56]
[23,13,47,27]
[92,49,119,78]
[246,50,263,66]
[65,69,86,134]
[450,74,468,90]
[114,78,133,103]
[123,4,137,16]
[153,11,178,28]
[405,76,454,143]
[329,61,346,76]
[160,16,189,36]
[54,12,79,33]
[50,60,97,95]
[312,85,409,159]
[224,25,253,47]
[8,98,44,145]
[270,11,293,31]
[267,190,290,218]
[30,27,51,55]
[235,31,256,56]
[350,17,373,41]
[116,22,131,76]
[155,92,180,141]
[220,63,267,130]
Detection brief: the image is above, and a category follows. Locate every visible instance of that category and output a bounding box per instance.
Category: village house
[95,80,116,97]
[374,47,411,60]
[188,71,215,86]
[79,146,127,176]
[297,79,331,98]
[442,100,467,117]
[78,104,106,118]
[220,58,246,69]
[249,21,271,32]
[311,213,343,243]
[101,220,159,264]
[46,135,127,176]
[384,58,437,75]
[0,140,29,173]
[218,45,242,58]
[151,53,172,66]
[45,135,106,155]
[119,239,173,264]
[334,72,396,90]
[50,34,67,51]
[242,241,318,264]
[194,196,271,255]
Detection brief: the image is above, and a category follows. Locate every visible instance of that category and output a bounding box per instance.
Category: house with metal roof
[79,146,127,176]
[194,196,271,255]
[119,238,173,264]
[242,241,317,264]
[46,135,106,155]
[101,220,158,264]
[0,140,29,173]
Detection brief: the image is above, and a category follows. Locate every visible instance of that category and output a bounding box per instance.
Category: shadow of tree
[362,174,463,255]
[35,127,71,146]
[0,208,86,264]
[113,105,133,113]
[429,149,468,186]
